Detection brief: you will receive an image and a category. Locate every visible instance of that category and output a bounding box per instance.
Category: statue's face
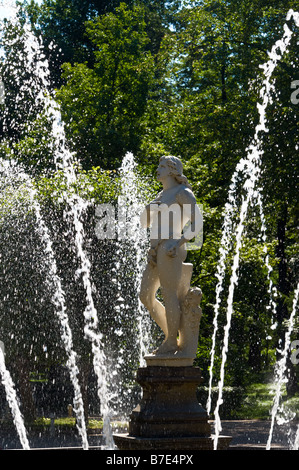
[156,160,170,182]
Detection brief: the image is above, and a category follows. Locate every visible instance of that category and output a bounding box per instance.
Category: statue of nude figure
[140,156,203,359]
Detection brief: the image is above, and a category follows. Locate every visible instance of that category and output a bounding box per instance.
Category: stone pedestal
[114,365,231,451]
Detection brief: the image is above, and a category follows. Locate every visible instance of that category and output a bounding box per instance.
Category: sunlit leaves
[56,3,155,169]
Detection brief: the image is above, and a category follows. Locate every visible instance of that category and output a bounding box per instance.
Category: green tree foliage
[23,0,128,86]
[0,20,44,141]
[0,0,298,416]
[56,3,156,169]
[23,0,180,87]
[140,0,298,201]
[136,0,299,389]
[0,16,58,176]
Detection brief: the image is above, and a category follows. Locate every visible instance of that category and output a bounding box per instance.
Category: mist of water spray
[213,192,251,449]
[211,10,298,449]
[292,425,299,450]
[31,190,89,450]
[0,0,115,449]
[118,153,151,366]
[65,193,115,449]
[1,0,298,451]
[0,344,30,449]
[0,158,90,449]
[266,282,299,450]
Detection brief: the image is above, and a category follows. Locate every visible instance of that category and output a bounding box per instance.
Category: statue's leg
[178,263,193,304]
[139,264,167,335]
[155,243,186,355]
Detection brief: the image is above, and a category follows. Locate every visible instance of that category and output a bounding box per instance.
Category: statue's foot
[153,340,178,356]
[174,348,192,358]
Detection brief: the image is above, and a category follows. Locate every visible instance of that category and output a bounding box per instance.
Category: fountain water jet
[293,424,299,450]
[213,192,251,450]
[0,160,31,449]
[0,0,297,451]
[45,62,115,452]
[30,188,89,450]
[64,192,115,449]
[211,9,299,450]
[266,281,299,450]
[0,340,30,449]
[206,166,240,416]
[255,190,278,319]
[118,152,152,366]
[0,0,115,449]
[0,159,89,449]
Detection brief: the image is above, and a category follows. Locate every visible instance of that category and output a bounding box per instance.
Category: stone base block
[119,365,231,451]
[129,366,210,438]
[144,354,194,367]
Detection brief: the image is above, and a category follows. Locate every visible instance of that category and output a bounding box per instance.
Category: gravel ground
[211,419,299,450]
[1,419,298,450]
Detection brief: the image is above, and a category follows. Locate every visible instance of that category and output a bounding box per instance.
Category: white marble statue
[140,156,203,365]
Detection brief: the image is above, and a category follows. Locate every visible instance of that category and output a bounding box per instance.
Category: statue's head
[159,155,183,177]
[158,156,192,189]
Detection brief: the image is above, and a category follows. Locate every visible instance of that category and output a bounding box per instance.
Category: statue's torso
[150,184,192,247]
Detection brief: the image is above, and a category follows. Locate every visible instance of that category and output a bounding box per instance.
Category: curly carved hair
[159,155,192,190]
